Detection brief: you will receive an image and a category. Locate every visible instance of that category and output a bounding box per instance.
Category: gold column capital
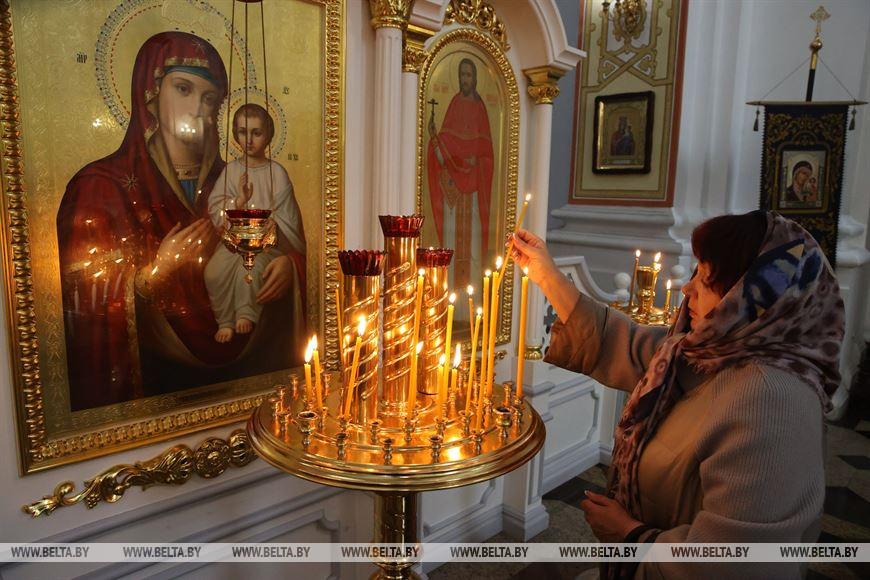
[369,0,415,30]
[403,24,433,73]
[523,66,566,105]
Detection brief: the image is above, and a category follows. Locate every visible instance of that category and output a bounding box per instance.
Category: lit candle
[628,250,640,308]
[407,341,423,419]
[466,308,482,414]
[500,193,532,285]
[653,252,661,269]
[450,343,461,405]
[437,354,446,417]
[444,292,456,399]
[487,263,501,401]
[516,268,529,399]
[303,338,314,406]
[344,316,365,416]
[312,334,323,409]
[467,285,475,337]
[480,271,491,399]
[665,279,672,320]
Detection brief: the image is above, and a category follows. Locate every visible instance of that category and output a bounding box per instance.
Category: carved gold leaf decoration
[23,429,256,518]
[444,0,509,51]
[368,0,414,30]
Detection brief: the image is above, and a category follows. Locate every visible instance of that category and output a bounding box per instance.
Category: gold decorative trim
[0,0,345,473]
[444,0,508,51]
[403,24,433,73]
[524,66,566,105]
[415,28,519,347]
[23,430,256,518]
[368,0,414,30]
[524,345,543,360]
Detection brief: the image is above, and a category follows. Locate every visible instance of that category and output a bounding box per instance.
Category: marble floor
[430,347,870,580]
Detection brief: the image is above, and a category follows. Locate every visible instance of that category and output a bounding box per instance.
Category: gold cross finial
[811,6,830,37]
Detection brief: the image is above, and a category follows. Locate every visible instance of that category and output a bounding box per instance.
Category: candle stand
[246,215,545,579]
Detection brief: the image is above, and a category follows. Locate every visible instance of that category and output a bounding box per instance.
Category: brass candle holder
[380,216,424,417]
[247,218,544,580]
[338,250,384,424]
[612,254,669,326]
[417,248,453,397]
[221,209,277,284]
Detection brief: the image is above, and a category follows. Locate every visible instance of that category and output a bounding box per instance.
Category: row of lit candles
[627,250,679,317]
[298,195,534,427]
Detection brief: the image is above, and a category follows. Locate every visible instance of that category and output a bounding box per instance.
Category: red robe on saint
[426,92,494,287]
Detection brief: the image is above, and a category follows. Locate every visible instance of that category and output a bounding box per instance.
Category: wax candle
[487,265,501,401]
[665,279,672,320]
[467,285,475,337]
[312,334,323,409]
[628,250,640,308]
[500,193,532,285]
[516,268,529,399]
[450,344,460,410]
[480,271,491,398]
[437,354,446,417]
[303,338,314,406]
[344,316,365,416]
[466,307,482,413]
[444,292,456,399]
[407,341,423,419]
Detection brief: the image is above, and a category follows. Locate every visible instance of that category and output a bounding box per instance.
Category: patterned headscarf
[609,212,845,519]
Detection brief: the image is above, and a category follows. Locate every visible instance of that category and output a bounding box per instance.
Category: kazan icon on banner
[780,150,826,209]
[422,44,511,335]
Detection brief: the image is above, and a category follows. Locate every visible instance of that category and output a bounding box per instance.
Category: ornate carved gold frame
[415,27,520,346]
[0,0,345,474]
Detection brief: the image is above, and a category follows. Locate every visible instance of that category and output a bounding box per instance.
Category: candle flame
[418,268,425,276]
[416,341,424,354]
[439,353,446,367]
[523,266,529,275]
[89,247,97,254]
[636,249,641,258]
[449,292,456,304]
[495,256,503,269]
[666,279,672,290]
[304,338,314,364]
[525,193,532,202]
[484,269,491,277]
[476,307,483,316]
[312,334,318,350]
[467,285,474,295]
[93,270,104,279]
[654,252,661,263]
[357,316,366,336]
[454,344,461,367]
[115,258,123,264]
[151,265,159,276]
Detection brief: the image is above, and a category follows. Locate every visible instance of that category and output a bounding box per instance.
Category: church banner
[759,103,849,267]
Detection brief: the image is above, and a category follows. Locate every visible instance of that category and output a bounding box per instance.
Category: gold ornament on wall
[23,430,256,518]
[602,0,647,45]
[368,0,414,30]
[444,0,509,51]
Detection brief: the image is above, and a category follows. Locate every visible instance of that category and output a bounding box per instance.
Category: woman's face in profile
[157,71,220,151]
[682,261,723,330]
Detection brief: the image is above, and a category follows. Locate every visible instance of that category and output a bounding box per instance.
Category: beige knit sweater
[545,293,825,579]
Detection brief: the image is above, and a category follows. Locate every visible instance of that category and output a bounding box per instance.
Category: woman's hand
[579,490,643,542]
[257,254,294,304]
[509,229,560,289]
[154,219,214,277]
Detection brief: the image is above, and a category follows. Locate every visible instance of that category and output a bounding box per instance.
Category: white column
[522,68,563,359]
[399,70,419,215]
[371,26,405,245]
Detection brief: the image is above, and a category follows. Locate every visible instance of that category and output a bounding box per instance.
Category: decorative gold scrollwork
[23,429,256,518]
[368,0,415,30]
[524,66,566,105]
[444,0,509,51]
